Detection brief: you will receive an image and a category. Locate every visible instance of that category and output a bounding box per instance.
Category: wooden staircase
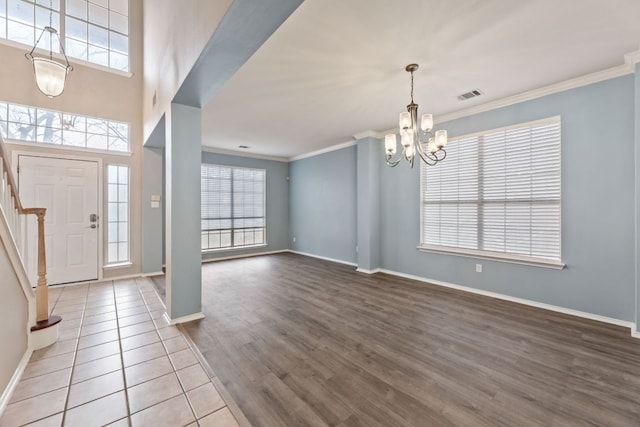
[0,135,60,346]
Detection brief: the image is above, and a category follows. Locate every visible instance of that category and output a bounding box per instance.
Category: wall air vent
[457,89,483,101]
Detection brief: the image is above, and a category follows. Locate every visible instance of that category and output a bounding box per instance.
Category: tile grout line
[134,276,199,426]
[59,283,91,427]
[114,280,137,427]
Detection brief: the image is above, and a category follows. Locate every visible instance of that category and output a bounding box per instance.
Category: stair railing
[0,135,50,325]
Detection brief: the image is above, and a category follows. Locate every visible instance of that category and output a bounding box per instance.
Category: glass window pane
[108,243,117,261]
[86,118,107,134]
[7,19,33,45]
[118,203,127,220]
[86,133,107,150]
[36,0,60,10]
[35,7,59,32]
[109,50,127,71]
[0,18,6,39]
[118,242,127,262]
[109,0,127,16]
[66,36,88,60]
[109,30,126,53]
[91,0,108,8]
[109,10,126,34]
[88,44,108,66]
[108,222,117,242]
[88,23,107,46]
[66,16,87,40]
[64,130,86,147]
[117,166,127,184]
[66,0,87,19]
[8,0,34,23]
[62,114,86,131]
[88,3,107,27]
[118,222,127,241]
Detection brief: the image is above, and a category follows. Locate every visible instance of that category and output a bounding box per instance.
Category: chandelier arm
[385,148,405,167]
[26,28,48,59]
[416,149,438,166]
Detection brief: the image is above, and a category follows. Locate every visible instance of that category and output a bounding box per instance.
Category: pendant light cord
[48,0,53,60]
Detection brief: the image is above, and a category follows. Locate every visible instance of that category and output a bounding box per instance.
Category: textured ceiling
[201,0,640,159]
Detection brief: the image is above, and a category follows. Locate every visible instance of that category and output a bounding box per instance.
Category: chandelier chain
[48,0,53,59]
[410,70,414,104]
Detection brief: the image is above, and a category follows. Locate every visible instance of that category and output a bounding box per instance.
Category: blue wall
[379,75,636,321]
[201,151,290,260]
[289,146,357,264]
[289,75,636,322]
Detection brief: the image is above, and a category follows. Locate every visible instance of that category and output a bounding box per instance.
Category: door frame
[13,150,105,283]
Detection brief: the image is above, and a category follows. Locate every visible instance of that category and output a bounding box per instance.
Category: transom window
[201,164,266,250]
[0,0,129,72]
[421,117,561,265]
[0,100,129,152]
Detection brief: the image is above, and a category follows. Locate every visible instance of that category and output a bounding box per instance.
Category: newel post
[34,208,48,323]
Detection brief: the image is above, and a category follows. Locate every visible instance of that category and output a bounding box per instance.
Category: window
[107,164,128,263]
[0,100,129,152]
[421,117,561,265]
[201,164,266,250]
[0,0,129,72]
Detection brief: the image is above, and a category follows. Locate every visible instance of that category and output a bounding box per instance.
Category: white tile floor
[0,278,241,427]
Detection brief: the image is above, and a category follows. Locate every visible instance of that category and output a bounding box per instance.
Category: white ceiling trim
[432,50,639,126]
[353,130,385,140]
[201,146,288,163]
[288,140,356,162]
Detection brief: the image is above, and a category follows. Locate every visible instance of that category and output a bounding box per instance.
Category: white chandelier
[25,0,73,98]
[385,64,447,167]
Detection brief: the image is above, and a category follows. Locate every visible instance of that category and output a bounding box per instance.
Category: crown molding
[434,51,639,125]
[201,146,288,162]
[353,130,385,140]
[288,140,356,162]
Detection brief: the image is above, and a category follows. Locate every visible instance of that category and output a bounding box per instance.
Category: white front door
[18,155,99,285]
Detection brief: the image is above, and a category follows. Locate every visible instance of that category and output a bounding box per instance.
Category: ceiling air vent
[457,89,483,101]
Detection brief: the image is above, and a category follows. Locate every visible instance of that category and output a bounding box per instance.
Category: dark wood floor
[180,253,640,427]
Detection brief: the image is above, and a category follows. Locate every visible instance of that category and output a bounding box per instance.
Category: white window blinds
[201,164,266,250]
[422,117,561,262]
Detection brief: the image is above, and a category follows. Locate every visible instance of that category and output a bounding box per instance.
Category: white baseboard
[356,268,381,274]
[202,249,288,264]
[377,268,638,337]
[0,348,32,416]
[288,250,357,267]
[163,311,205,325]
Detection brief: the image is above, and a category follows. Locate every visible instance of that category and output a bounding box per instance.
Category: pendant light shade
[25,11,73,99]
[31,57,69,98]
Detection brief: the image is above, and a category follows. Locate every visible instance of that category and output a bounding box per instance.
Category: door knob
[89,224,97,229]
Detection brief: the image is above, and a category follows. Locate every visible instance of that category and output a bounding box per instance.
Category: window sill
[202,244,268,254]
[103,262,132,270]
[6,140,132,157]
[417,245,565,270]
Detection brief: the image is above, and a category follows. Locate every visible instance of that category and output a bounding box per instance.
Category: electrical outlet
[476,264,482,273]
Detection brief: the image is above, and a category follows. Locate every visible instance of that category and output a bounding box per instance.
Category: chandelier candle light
[385,64,447,167]
[25,0,73,98]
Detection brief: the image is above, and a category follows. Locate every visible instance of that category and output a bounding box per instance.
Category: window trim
[0,99,131,154]
[419,116,564,268]
[106,163,130,265]
[200,163,267,251]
